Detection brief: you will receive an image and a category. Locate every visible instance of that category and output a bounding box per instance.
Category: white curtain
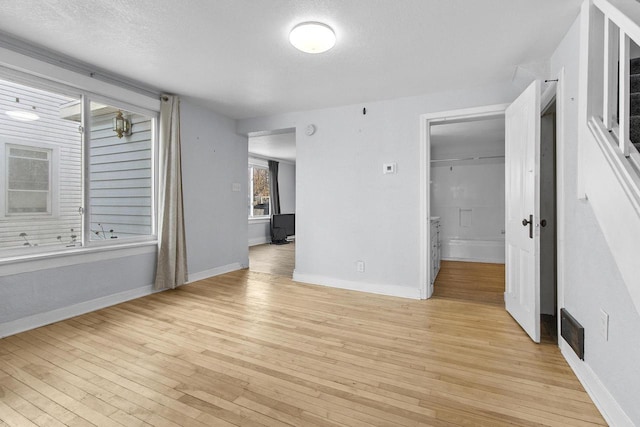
[154,95,188,290]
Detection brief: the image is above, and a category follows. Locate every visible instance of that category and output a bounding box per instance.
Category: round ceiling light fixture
[289,22,336,54]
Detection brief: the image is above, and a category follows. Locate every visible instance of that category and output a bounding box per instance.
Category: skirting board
[187,262,245,283]
[442,256,505,264]
[0,284,158,338]
[0,262,247,339]
[560,338,634,427]
[248,237,270,247]
[292,272,421,299]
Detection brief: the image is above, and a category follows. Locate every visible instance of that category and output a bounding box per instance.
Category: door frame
[419,69,565,339]
[552,68,566,342]
[419,103,509,299]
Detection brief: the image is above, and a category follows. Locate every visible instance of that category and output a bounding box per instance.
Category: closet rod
[430,155,504,163]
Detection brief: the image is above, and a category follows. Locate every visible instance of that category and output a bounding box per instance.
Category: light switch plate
[232,183,241,192]
[600,309,609,341]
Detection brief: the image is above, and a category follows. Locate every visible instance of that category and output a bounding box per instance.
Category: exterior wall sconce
[113,110,132,138]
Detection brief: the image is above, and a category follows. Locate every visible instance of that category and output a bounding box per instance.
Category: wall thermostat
[305,124,316,136]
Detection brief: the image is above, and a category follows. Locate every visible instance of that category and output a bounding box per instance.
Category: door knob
[540,219,547,227]
[522,215,533,239]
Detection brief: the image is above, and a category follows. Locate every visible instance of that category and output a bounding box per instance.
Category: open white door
[505,80,541,343]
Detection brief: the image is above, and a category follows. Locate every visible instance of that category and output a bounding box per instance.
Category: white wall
[180,99,249,278]
[552,16,640,424]
[238,83,520,298]
[248,220,270,246]
[279,162,296,214]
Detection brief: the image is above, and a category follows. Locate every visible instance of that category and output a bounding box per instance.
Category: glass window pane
[251,167,270,217]
[9,147,49,159]
[0,77,82,250]
[89,102,153,241]
[7,191,48,213]
[8,157,50,190]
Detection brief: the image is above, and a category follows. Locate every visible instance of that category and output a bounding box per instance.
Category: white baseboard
[560,339,634,427]
[0,284,158,338]
[442,256,505,264]
[248,237,270,246]
[187,262,245,283]
[292,272,421,299]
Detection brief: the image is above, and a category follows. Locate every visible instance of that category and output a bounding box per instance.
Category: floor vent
[561,308,584,360]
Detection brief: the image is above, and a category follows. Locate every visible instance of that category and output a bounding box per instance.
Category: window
[248,162,270,219]
[0,75,157,255]
[6,145,52,215]
[88,102,154,241]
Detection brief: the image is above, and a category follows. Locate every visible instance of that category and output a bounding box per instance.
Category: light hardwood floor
[249,242,295,277]
[0,262,605,426]
[432,261,506,306]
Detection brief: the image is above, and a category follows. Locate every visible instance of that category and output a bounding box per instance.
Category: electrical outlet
[599,309,609,341]
[356,261,365,273]
[231,183,241,192]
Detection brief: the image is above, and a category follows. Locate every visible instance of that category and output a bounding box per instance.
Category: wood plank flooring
[0,264,605,426]
[249,242,295,277]
[432,261,506,306]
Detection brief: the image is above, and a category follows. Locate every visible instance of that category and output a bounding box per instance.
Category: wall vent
[561,308,585,360]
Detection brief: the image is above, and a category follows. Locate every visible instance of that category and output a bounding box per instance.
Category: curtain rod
[430,155,505,163]
[0,31,161,99]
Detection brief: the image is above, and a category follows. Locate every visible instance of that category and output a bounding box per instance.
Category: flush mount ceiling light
[289,22,336,54]
[5,97,39,121]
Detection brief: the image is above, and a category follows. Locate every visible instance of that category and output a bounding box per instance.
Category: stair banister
[594,0,640,44]
[603,18,618,130]
[595,0,640,164]
[619,32,631,156]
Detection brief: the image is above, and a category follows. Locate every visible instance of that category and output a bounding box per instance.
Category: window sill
[0,240,158,277]
[248,217,271,224]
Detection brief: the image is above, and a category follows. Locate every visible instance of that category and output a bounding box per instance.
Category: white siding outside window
[0,78,81,251]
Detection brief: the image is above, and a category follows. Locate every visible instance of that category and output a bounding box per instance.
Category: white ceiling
[0,0,582,119]
[249,132,296,163]
[431,117,505,159]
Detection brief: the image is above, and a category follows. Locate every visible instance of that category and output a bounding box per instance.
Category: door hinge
[78,206,84,215]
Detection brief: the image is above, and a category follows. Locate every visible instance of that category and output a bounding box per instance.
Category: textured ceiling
[0,0,582,119]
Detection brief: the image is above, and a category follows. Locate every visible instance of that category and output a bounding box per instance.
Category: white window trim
[81,95,159,246]
[0,139,60,220]
[0,240,157,276]
[248,158,271,220]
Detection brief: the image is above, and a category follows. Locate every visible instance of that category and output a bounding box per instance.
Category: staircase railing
[585,0,640,322]
[595,0,640,172]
